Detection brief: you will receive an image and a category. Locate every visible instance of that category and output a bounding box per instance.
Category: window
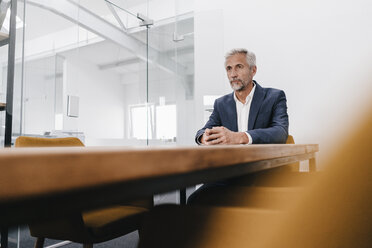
[129,104,154,140]
[156,104,176,140]
[129,103,177,141]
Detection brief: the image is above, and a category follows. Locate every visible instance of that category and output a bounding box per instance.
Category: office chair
[15,136,153,248]
[138,107,372,248]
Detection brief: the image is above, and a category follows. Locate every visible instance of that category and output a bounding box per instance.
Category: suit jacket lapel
[248,82,265,130]
[227,92,238,131]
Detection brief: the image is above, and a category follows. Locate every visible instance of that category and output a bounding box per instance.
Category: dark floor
[4,188,196,248]
[7,228,139,248]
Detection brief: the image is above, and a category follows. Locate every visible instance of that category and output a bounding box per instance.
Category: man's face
[225,53,256,91]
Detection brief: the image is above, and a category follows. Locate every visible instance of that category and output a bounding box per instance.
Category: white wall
[22,58,56,135]
[63,51,125,144]
[193,9,226,141]
[17,51,126,145]
[194,0,372,164]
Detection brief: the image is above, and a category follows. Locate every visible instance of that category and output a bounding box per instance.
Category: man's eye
[237,64,243,69]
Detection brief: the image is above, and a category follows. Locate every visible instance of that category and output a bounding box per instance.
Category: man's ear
[251,66,257,76]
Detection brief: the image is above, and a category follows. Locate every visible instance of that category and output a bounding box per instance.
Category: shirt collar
[234,81,256,105]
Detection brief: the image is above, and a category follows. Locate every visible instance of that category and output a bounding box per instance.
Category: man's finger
[205,133,222,141]
[208,137,223,145]
[201,134,208,145]
[209,127,224,134]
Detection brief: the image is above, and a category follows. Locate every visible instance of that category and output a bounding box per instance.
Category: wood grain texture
[0,144,318,227]
[0,145,318,201]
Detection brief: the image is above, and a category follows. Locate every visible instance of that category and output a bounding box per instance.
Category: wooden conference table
[0,144,318,228]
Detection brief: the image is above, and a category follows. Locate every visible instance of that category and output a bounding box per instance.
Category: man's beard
[230,79,248,91]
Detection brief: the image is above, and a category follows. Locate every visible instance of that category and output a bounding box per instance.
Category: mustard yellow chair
[284,134,300,171]
[138,108,372,248]
[15,136,153,248]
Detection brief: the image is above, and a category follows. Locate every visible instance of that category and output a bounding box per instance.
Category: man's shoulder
[215,92,234,104]
[260,84,285,98]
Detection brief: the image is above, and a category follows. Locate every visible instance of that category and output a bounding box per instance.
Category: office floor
[7,228,139,248]
[6,189,195,248]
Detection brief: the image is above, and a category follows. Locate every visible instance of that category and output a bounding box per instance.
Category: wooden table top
[0,144,318,227]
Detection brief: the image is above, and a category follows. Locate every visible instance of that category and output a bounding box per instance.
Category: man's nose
[229,69,238,77]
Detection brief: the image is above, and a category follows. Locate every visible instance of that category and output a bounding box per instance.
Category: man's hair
[225,48,256,67]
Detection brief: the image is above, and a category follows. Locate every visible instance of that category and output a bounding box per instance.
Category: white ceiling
[23,4,75,40]
[21,0,194,79]
[56,16,194,78]
[22,0,145,40]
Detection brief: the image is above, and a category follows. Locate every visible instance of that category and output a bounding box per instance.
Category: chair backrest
[286,135,295,144]
[284,135,299,171]
[15,136,84,147]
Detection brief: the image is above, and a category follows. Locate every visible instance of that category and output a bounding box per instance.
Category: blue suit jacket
[195,82,289,144]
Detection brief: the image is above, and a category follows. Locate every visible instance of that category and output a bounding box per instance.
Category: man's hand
[200,126,249,145]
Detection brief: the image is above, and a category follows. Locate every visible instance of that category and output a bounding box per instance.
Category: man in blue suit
[188,49,289,204]
[195,49,288,145]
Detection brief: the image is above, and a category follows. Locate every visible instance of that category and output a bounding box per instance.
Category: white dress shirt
[233,83,256,144]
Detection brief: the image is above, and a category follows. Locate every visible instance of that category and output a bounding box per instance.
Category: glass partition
[1,1,195,244]
[0,0,26,146]
[8,0,194,147]
[147,11,194,145]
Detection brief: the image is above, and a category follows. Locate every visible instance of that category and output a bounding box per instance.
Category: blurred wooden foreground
[0,144,318,227]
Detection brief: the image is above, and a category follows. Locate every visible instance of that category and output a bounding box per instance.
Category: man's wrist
[238,132,249,144]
